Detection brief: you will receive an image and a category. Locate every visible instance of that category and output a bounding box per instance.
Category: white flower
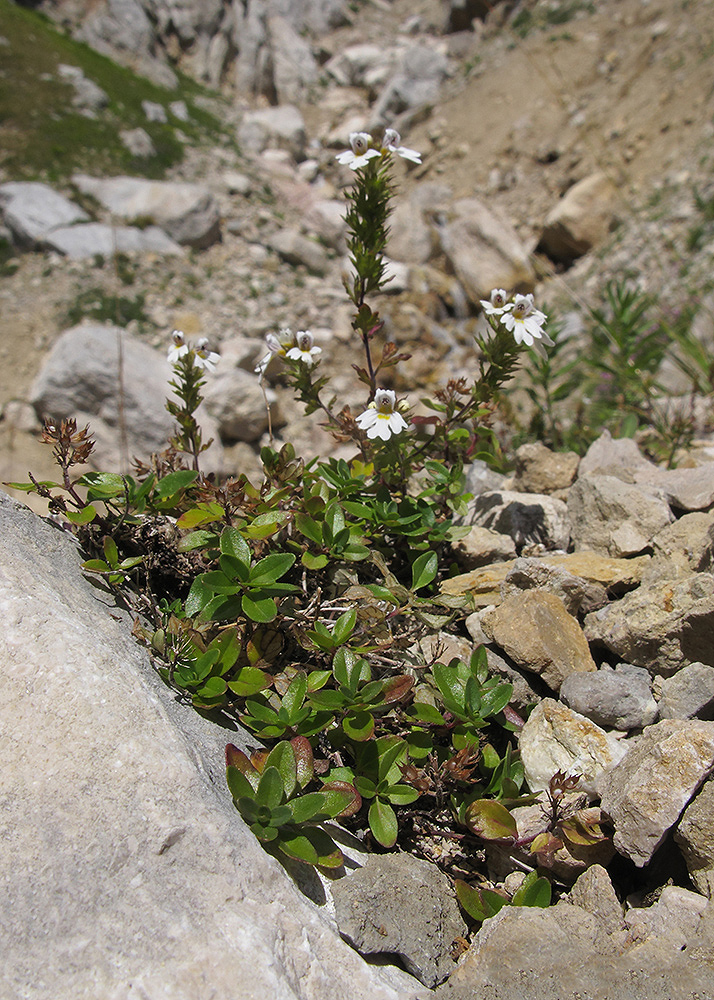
[335,132,381,171]
[286,330,322,366]
[355,388,408,441]
[500,293,549,347]
[193,337,220,373]
[382,128,422,164]
[167,329,189,364]
[480,289,510,316]
[255,327,295,375]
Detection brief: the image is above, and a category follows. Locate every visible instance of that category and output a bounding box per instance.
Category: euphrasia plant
[11,127,595,921]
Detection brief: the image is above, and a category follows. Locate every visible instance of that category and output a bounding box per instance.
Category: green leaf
[65,504,97,525]
[177,529,219,553]
[228,667,272,698]
[280,828,344,869]
[79,472,125,499]
[220,526,251,565]
[249,552,296,587]
[81,559,110,573]
[321,781,361,818]
[103,536,119,566]
[281,673,308,718]
[185,577,213,617]
[264,742,298,800]
[287,791,329,824]
[294,513,323,545]
[176,503,224,529]
[241,593,278,623]
[196,676,227,699]
[332,608,357,645]
[301,551,329,571]
[342,710,375,742]
[511,870,552,908]
[226,765,256,800]
[382,783,420,805]
[368,799,398,848]
[464,799,518,841]
[411,550,438,592]
[256,766,285,809]
[155,470,198,499]
[454,880,508,923]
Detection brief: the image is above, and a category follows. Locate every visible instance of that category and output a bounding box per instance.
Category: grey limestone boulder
[657,661,714,720]
[0,181,89,247]
[29,322,223,471]
[583,573,714,675]
[73,174,221,248]
[469,489,570,552]
[237,105,307,160]
[481,591,596,693]
[0,492,415,1000]
[439,198,534,309]
[560,663,658,731]
[331,852,467,988]
[519,698,626,797]
[676,778,714,897]
[43,222,183,258]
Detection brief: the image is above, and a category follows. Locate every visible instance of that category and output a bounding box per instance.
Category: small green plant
[14,129,561,916]
[63,286,150,329]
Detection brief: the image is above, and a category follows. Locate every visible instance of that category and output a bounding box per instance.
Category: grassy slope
[0,0,229,182]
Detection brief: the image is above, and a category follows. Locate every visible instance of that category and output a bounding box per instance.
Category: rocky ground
[2,1,714,998]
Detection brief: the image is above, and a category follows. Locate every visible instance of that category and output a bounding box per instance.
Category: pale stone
[519,698,626,797]
[0,181,89,246]
[600,719,714,866]
[0,493,412,1000]
[676,778,714,897]
[512,441,579,494]
[469,489,570,552]
[538,171,619,265]
[568,473,674,557]
[439,197,534,308]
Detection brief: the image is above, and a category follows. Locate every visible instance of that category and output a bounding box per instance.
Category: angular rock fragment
[599,719,714,866]
[482,592,596,692]
[519,698,626,796]
[584,573,714,674]
[567,473,673,557]
[560,663,658,731]
[331,852,466,988]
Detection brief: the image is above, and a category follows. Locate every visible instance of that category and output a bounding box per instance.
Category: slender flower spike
[167,329,189,364]
[382,128,422,164]
[255,327,295,376]
[500,293,549,347]
[355,388,408,441]
[193,337,220,373]
[286,330,322,366]
[335,132,381,171]
[480,288,510,316]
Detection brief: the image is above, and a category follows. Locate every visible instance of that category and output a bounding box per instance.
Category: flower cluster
[336,128,422,171]
[168,330,220,372]
[480,290,552,350]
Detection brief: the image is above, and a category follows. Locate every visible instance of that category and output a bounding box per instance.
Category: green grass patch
[0,1,232,181]
[62,286,152,329]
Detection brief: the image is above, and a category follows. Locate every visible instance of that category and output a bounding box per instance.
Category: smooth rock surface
[657,661,714,720]
[0,181,89,246]
[560,663,658,731]
[73,174,221,248]
[0,493,415,1000]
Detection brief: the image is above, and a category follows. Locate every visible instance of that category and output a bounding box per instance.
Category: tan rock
[481,591,596,691]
